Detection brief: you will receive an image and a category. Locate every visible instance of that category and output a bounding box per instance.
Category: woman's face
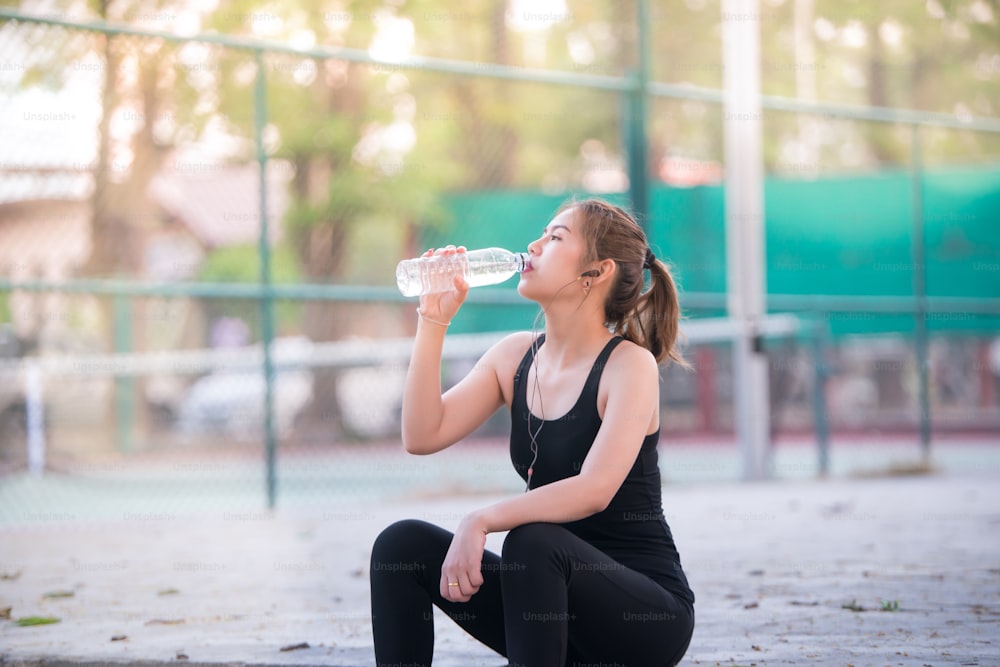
[517,207,589,301]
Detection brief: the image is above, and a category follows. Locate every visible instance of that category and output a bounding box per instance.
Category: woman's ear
[595,259,616,280]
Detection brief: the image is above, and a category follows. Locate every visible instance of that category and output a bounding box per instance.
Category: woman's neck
[540,309,613,370]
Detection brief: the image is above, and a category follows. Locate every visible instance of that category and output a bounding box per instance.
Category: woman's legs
[370,519,507,666]
[500,522,694,667]
[370,519,693,667]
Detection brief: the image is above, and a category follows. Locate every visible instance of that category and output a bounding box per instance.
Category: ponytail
[619,257,688,367]
[566,197,687,367]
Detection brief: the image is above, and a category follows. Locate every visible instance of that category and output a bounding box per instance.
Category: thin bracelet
[416,308,451,328]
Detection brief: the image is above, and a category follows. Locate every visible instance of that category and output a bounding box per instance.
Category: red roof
[148,155,291,249]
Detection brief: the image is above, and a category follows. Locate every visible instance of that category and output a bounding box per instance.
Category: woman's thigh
[504,523,693,666]
[565,557,693,666]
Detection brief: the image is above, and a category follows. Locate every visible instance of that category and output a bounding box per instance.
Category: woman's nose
[527,238,540,255]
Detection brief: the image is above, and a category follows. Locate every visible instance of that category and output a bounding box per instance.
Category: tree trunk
[293,64,365,443]
[86,24,125,279]
[85,21,169,450]
[298,219,352,441]
[864,20,896,165]
[490,0,517,186]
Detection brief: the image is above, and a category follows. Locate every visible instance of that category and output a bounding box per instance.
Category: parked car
[174,336,314,443]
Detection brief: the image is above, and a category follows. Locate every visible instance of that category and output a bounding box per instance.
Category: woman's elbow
[401,433,427,455]
[581,478,619,514]
[590,494,613,514]
[401,430,442,455]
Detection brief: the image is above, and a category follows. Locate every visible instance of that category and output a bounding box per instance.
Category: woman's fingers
[454,572,471,601]
[442,574,467,601]
[441,571,468,601]
[423,245,466,257]
[440,574,457,600]
[461,569,482,595]
[441,570,480,603]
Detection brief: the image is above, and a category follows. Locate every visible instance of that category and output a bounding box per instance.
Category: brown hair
[559,198,686,366]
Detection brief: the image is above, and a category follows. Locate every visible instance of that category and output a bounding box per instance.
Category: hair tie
[643,247,656,270]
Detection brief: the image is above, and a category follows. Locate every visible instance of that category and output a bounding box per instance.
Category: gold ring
[447,582,459,587]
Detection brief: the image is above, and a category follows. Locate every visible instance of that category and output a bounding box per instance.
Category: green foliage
[42,590,75,599]
[197,244,301,285]
[841,598,902,612]
[15,616,61,626]
[197,244,303,337]
[6,0,998,292]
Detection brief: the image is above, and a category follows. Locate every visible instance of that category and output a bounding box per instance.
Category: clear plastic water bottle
[396,247,529,297]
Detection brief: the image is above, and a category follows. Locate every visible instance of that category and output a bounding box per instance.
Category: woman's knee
[371,518,438,563]
[502,522,566,563]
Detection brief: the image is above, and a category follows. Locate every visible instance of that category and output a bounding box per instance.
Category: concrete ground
[1,439,998,666]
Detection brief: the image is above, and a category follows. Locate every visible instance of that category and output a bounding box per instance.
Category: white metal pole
[26,358,46,476]
[723,0,771,479]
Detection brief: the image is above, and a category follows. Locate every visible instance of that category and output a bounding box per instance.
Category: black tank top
[510,334,694,605]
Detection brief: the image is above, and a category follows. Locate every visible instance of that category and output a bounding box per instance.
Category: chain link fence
[1,2,999,518]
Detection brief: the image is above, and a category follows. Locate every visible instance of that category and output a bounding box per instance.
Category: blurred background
[0,0,998,519]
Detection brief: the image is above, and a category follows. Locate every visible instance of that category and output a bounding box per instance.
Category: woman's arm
[402,319,497,454]
[402,318,531,455]
[470,342,660,531]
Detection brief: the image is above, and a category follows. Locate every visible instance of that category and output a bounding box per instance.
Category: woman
[370,198,695,666]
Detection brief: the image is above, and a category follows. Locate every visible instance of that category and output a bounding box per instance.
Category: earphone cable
[524,275,586,492]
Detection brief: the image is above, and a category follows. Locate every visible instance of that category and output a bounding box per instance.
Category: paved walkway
[1,448,999,666]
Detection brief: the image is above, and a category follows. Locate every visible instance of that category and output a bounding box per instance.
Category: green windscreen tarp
[423,164,1000,336]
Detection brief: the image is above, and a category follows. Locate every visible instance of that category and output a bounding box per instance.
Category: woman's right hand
[418,245,469,326]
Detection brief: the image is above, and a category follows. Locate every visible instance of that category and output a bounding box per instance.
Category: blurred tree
[400,0,635,193]
[197,243,303,338]
[762,0,1000,169]
[7,0,210,278]
[646,0,728,176]
[642,0,1000,173]
[207,0,454,439]
[5,0,218,447]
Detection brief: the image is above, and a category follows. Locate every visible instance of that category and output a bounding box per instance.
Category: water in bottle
[396,247,529,297]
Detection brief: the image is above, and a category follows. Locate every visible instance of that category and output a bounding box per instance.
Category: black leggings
[370,519,694,667]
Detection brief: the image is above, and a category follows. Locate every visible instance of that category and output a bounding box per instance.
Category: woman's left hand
[439,513,488,603]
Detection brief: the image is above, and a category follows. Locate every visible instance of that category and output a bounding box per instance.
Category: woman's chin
[516,280,537,301]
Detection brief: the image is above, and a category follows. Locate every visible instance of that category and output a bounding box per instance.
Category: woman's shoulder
[479,332,539,394]
[607,336,658,375]
[494,330,538,357]
[481,330,538,365]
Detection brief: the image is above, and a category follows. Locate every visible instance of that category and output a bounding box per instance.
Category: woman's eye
[549,235,561,241]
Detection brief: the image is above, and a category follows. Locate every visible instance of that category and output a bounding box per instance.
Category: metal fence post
[626,0,650,229]
[910,124,932,462]
[254,49,278,509]
[810,315,830,475]
[113,291,134,453]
